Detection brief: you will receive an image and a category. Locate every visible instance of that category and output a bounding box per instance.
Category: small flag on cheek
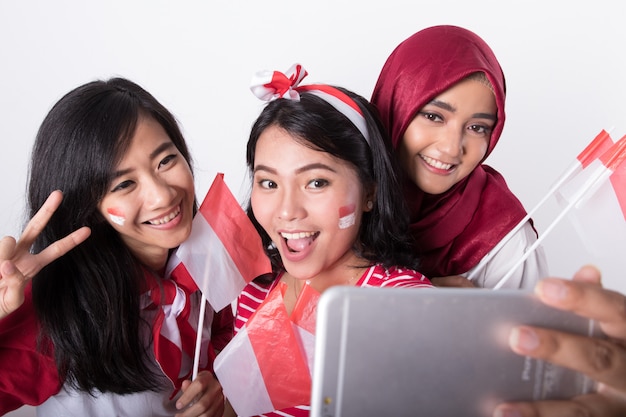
[214,282,313,416]
[106,207,126,226]
[338,204,356,229]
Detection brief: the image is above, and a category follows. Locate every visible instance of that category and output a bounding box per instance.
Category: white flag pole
[466,162,580,281]
[192,292,208,380]
[492,164,613,289]
[493,134,626,289]
[467,129,614,281]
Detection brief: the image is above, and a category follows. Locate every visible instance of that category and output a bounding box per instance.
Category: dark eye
[307,179,329,189]
[111,179,134,192]
[258,179,277,189]
[158,154,177,169]
[419,111,443,123]
[467,124,492,136]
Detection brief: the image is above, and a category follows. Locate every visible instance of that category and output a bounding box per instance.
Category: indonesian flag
[491,129,618,289]
[166,172,271,312]
[215,282,319,416]
[555,134,626,258]
[291,283,320,378]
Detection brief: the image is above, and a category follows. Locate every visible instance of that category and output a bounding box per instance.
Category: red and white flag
[291,283,320,378]
[491,129,618,289]
[555,134,626,258]
[166,173,271,312]
[215,282,313,416]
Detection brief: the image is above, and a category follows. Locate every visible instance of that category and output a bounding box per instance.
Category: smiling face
[251,125,371,284]
[98,116,195,271]
[396,77,497,195]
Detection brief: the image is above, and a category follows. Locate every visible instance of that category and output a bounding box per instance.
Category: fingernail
[538,279,569,301]
[510,327,539,352]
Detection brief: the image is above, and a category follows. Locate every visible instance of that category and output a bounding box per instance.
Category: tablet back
[310,286,598,417]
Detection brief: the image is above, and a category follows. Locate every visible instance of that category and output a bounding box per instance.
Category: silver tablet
[310,286,599,417]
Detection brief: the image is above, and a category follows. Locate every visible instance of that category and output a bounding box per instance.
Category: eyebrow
[254,162,338,175]
[111,141,176,179]
[428,99,497,121]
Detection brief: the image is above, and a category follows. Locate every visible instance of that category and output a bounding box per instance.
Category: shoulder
[360,264,432,288]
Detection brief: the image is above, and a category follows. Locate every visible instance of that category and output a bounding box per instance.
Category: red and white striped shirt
[233,264,432,416]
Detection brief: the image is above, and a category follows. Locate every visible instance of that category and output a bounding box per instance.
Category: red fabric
[371,25,528,277]
[0,283,60,414]
[233,265,431,417]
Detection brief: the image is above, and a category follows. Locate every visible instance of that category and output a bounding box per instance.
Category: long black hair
[245,87,420,276]
[29,77,194,394]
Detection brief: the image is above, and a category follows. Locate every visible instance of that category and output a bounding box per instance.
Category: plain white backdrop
[2,1,626,415]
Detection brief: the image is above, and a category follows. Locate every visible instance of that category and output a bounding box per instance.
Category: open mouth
[144,206,181,225]
[280,231,320,252]
[420,154,454,171]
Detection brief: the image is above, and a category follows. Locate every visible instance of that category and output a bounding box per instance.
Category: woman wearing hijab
[371,25,548,289]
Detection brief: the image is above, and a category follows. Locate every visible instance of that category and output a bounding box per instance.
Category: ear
[363,185,377,212]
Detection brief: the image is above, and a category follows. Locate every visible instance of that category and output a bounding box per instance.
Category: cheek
[250,192,271,229]
[338,204,356,229]
[106,207,126,226]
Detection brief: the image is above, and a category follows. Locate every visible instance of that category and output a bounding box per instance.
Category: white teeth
[280,231,314,240]
[421,155,453,170]
[148,207,180,225]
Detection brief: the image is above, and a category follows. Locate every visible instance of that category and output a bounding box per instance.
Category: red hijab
[371,25,529,277]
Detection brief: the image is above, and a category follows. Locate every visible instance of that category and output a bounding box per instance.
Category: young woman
[219,65,432,416]
[0,78,232,416]
[371,25,548,289]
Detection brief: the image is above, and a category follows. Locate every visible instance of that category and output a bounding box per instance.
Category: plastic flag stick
[493,135,626,289]
[467,129,613,281]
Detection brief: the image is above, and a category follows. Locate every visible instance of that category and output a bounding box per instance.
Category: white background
[2,1,626,415]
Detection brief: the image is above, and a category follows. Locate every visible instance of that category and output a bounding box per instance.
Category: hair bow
[250,63,308,101]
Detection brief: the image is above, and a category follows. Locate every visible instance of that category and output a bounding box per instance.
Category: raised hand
[0,190,90,318]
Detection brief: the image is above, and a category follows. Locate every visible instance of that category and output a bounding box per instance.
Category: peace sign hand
[0,190,91,319]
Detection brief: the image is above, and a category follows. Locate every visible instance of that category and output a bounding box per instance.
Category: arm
[493,265,626,416]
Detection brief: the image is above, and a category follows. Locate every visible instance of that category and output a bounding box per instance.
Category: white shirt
[464,221,549,290]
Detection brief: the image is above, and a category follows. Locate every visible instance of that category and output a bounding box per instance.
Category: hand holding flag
[165,173,272,379]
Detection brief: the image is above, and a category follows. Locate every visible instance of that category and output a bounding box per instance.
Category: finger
[176,379,202,411]
[176,390,224,417]
[535,277,626,338]
[14,190,64,255]
[572,264,603,285]
[509,325,626,391]
[0,261,28,318]
[493,392,626,417]
[21,226,91,279]
[0,236,17,260]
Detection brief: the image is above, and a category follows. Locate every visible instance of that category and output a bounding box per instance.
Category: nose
[277,187,305,222]
[435,124,464,158]
[143,175,176,209]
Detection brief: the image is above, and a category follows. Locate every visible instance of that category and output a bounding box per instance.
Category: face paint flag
[166,173,271,312]
[490,130,618,289]
[214,282,313,416]
[554,134,626,258]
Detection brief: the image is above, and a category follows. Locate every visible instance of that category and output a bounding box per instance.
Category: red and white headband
[250,63,370,144]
